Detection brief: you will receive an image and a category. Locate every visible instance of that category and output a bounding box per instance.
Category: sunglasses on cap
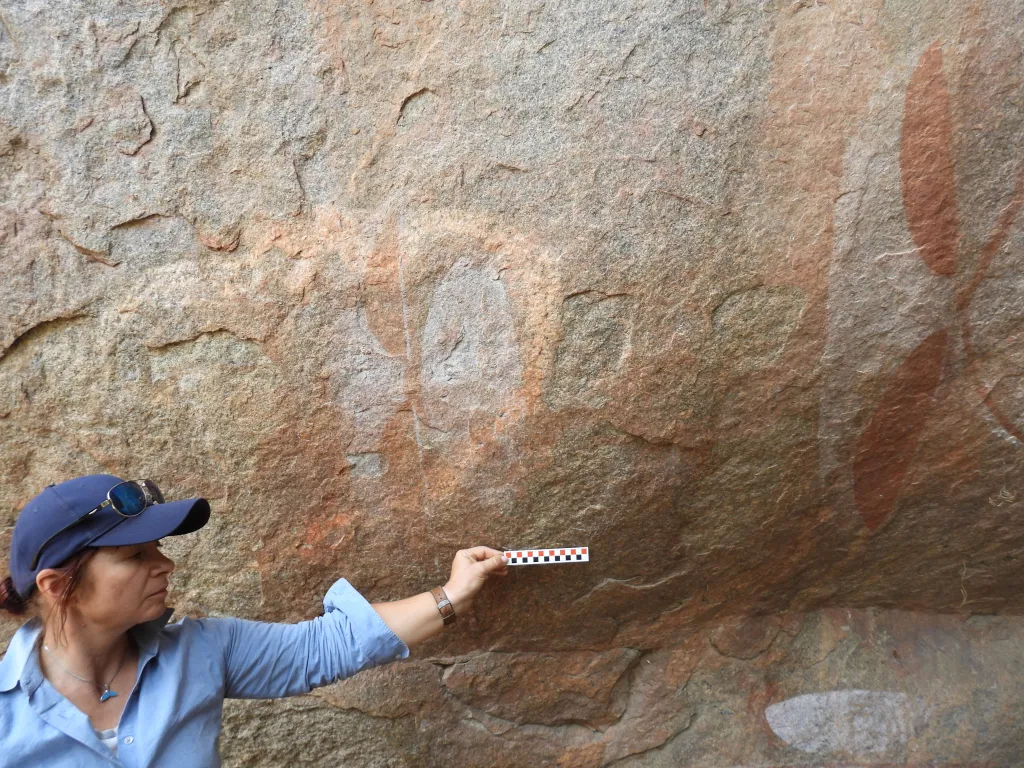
[30,479,165,570]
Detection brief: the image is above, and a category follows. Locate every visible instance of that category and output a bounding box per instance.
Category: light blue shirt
[0,578,410,766]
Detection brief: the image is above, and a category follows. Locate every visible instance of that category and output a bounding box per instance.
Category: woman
[0,474,509,766]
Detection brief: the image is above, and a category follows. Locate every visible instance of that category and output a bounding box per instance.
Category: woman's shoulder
[0,619,42,697]
[130,609,235,663]
[0,683,12,719]
[150,613,244,653]
[134,615,234,685]
[0,626,33,737]
[0,699,15,755]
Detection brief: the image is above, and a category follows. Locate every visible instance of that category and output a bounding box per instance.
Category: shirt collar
[0,618,42,693]
[134,608,175,657]
[0,608,175,693]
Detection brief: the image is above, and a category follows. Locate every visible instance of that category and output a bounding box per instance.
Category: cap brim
[90,498,211,548]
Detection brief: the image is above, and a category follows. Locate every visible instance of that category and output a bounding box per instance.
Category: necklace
[42,639,129,702]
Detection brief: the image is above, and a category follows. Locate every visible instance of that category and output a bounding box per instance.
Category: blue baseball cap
[9,474,210,597]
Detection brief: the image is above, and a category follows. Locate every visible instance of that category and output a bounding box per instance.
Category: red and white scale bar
[502,547,589,565]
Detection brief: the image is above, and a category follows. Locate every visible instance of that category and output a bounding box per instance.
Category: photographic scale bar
[502,547,589,565]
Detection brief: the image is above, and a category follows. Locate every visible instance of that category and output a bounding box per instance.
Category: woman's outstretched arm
[196,545,508,699]
[371,547,508,648]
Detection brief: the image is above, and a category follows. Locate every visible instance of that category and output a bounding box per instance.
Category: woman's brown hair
[1,548,96,642]
[0,575,27,615]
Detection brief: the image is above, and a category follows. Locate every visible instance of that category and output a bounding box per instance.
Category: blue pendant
[100,688,117,703]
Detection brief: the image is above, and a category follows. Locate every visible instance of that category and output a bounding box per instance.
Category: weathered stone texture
[2,0,1024,764]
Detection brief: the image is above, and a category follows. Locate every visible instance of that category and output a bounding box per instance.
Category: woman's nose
[155,551,176,575]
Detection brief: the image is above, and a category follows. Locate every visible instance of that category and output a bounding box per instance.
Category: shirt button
[123,736,134,745]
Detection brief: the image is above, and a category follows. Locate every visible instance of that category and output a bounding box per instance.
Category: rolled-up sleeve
[194,578,410,699]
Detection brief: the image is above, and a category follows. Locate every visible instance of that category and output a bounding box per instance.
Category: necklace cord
[42,637,129,696]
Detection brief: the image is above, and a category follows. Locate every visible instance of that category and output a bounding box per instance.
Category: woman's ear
[35,568,64,606]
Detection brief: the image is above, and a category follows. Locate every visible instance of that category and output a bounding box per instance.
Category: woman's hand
[443,546,508,615]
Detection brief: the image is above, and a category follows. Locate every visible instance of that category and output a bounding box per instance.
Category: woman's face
[74,541,176,629]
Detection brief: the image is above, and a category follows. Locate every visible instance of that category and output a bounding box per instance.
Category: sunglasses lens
[141,480,165,505]
[109,482,147,517]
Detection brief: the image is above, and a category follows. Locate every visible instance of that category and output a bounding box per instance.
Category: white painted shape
[765,690,915,755]
[419,261,524,432]
[346,452,386,478]
[329,307,406,450]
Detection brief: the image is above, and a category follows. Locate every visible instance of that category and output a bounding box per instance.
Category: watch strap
[430,586,457,626]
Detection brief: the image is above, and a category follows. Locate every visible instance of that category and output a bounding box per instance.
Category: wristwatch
[430,586,457,626]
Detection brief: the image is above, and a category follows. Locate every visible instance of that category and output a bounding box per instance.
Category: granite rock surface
[1,0,1023,764]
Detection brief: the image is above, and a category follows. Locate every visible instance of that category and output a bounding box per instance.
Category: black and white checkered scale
[502,547,590,565]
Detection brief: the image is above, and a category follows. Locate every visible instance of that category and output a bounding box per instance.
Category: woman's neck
[41,615,132,685]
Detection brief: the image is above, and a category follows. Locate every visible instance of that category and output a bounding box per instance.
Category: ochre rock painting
[850,40,1024,533]
[1,0,1023,765]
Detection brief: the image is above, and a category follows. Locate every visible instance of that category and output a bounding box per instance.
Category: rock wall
[1,0,1023,764]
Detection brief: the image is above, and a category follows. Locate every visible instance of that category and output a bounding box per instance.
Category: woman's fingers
[448,547,508,591]
[480,552,508,573]
[443,546,509,613]
[457,546,504,562]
